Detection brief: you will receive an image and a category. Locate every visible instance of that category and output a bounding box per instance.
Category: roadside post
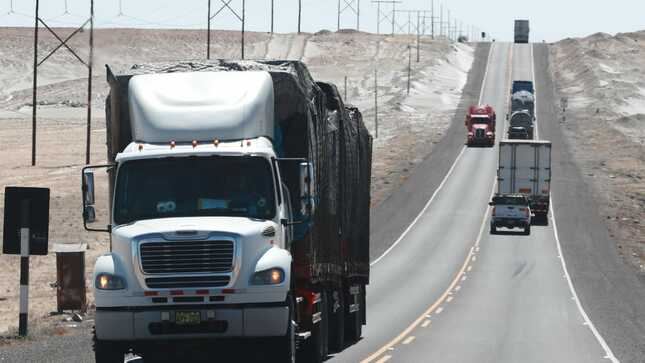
[2,187,50,337]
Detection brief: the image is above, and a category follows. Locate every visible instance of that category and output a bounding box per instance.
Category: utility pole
[207,0,245,59]
[298,0,302,33]
[407,45,411,95]
[374,69,378,138]
[271,0,274,33]
[32,0,95,166]
[439,2,443,38]
[372,0,402,35]
[416,11,420,62]
[338,0,361,31]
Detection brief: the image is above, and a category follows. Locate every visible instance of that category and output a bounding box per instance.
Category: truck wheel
[93,327,125,363]
[275,296,297,363]
[524,225,531,235]
[301,293,324,363]
[346,286,363,342]
[328,290,345,353]
[490,225,497,234]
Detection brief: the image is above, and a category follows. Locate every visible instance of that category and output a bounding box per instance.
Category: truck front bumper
[95,303,289,341]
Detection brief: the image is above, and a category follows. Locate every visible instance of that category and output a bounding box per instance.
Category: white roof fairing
[128,71,275,143]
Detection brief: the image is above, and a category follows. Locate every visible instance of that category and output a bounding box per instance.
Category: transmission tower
[371,0,401,35]
[337,0,360,31]
[207,0,245,60]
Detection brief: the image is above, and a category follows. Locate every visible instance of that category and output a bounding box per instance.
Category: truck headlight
[95,273,127,290]
[251,268,285,285]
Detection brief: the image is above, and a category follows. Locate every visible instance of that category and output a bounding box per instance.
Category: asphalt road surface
[330,42,629,363]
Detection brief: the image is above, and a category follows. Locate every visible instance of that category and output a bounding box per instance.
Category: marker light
[138,144,144,151]
[214,139,220,147]
[192,140,198,148]
[170,140,176,149]
[246,140,252,147]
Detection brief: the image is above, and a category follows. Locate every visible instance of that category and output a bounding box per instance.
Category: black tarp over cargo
[104,59,372,287]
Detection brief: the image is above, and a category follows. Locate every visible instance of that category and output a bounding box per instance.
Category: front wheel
[93,328,126,363]
[274,296,297,363]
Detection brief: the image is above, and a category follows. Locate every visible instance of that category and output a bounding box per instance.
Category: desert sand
[0,28,474,334]
[549,30,645,272]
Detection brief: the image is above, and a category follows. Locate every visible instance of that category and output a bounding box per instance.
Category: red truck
[465,105,496,147]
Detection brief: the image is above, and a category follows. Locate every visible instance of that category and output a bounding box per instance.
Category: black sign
[2,187,50,255]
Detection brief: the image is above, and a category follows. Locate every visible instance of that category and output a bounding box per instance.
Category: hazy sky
[0,0,642,42]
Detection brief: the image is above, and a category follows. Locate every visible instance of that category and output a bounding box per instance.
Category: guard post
[2,187,50,337]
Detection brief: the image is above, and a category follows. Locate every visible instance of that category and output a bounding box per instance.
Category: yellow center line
[361,42,516,363]
[360,246,474,363]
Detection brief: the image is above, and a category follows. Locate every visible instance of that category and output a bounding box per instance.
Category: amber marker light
[138,144,143,151]
[271,269,283,284]
[214,139,220,147]
[192,140,198,148]
[170,140,176,149]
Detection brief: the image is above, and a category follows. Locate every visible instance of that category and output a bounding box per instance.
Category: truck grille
[139,240,234,275]
[145,275,230,289]
[475,128,485,139]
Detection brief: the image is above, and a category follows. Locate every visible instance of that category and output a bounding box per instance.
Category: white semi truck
[82,61,372,362]
[496,140,552,223]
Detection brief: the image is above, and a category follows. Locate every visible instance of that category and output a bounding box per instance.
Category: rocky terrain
[549,30,645,272]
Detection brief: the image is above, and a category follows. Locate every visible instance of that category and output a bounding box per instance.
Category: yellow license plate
[175,311,201,325]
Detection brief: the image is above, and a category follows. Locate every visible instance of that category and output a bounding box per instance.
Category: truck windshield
[471,116,490,124]
[114,156,276,225]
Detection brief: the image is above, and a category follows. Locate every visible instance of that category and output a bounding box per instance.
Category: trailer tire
[93,327,126,363]
[346,286,363,342]
[328,290,345,352]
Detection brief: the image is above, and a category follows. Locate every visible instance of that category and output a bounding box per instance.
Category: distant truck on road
[497,140,552,223]
[514,20,530,44]
[508,80,536,139]
[82,60,372,363]
[465,105,496,147]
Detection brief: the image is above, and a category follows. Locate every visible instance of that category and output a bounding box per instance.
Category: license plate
[175,311,201,325]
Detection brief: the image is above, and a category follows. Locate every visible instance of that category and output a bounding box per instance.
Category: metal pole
[431,0,434,39]
[374,69,378,138]
[271,0,274,33]
[391,2,395,35]
[85,0,94,165]
[407,45,411,95]
[416,11,420,62]
[298,0,302,33]
[18,199,30,337]
[241,0,245,59]
[31,0,39,166]
[357,0,360,31]
[344,76,348,101]
[439,2,443,38]
[407,12,411,35]
[376,1,380,34]
[337,0,341,31]
[207,0,211,59]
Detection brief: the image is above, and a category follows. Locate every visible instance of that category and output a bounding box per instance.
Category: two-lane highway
[332,42,618,363]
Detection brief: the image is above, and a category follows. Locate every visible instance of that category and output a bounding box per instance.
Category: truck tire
[490,224,497,234]
[524,225,531,235]
[328,290,345,353]
[301,293,324,363]
[93,327,125,363]
[275,296,297,363]
[346,286,363,342]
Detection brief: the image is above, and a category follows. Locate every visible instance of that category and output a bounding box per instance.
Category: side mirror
[299,162,316,217]
[83,170,95,206]
[82,165,113,233]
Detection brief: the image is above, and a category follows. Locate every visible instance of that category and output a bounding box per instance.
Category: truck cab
[465,105,496,147]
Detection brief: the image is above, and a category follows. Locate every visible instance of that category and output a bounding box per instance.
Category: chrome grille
[475,128,485,139]
[145,275,230,289]
[140,240,234,274]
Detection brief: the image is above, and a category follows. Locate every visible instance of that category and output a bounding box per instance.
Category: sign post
[2,187,50,337]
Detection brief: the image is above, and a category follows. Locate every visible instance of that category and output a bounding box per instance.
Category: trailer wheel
[93,327,126,363]
[328,290,345,352]
[346,286,363,342]
[301,293,324,363]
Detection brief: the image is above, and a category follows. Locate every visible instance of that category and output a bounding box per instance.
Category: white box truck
[497,140,552,223]
[82,60,372,363]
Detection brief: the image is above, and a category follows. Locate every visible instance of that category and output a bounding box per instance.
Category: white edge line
[370,43,496,267]
[530,43,540,140]
[550,199,619,362]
